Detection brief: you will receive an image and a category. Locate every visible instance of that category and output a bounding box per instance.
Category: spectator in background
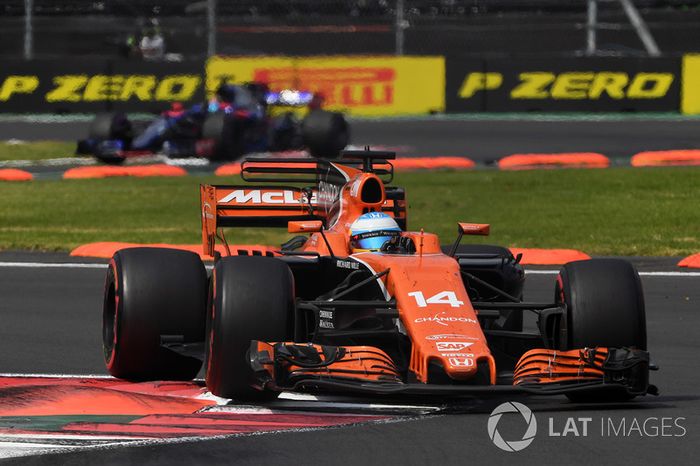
[139,19,165,61]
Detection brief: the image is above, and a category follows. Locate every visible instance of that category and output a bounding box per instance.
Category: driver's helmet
[349,212,401,252]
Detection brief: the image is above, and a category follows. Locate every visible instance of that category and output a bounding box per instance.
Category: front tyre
[555,258,646,401]
[556,259,646,351]
[103,248,207,380]
[206,256,295,400]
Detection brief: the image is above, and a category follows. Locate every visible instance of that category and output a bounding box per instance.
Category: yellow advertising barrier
[207,56,445,116]
[682,54,700,114]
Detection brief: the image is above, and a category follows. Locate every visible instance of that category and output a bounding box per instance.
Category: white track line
[0,262,107,269]
[2,261,699,276]
[0,261,218,270]
[525,269,700,277]
[0,373,112,378]
[638,271,700,276]
[0,157,96,168]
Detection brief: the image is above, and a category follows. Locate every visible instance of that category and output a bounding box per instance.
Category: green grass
[0,140,79,161]
[1,167,699,255]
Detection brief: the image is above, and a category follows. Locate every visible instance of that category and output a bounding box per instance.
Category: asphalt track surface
[1,252,698,465]
[2,117,700,162]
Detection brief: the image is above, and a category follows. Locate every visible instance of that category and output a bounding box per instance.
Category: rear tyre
[103,248,207,380]
[301,110,349,159]
[555,258,646,401]
[206,256,295,400]
[89,112,133,141]
[202,112,244,161]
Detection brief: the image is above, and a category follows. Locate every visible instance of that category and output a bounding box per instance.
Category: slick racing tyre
[103,248,207,380]
[89,112,133,164]
[202,112,244,161]
[206,256,295,400]
[301,110,349,159]
[555,258,646,401]
[89,112,133,141]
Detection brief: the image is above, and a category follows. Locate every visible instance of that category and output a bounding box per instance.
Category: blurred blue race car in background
[76,83,350,164]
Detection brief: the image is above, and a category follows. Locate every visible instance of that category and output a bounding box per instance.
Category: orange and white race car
[102,150,656,402]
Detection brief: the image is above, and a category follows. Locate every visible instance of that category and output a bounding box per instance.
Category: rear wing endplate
[200,184,320,257]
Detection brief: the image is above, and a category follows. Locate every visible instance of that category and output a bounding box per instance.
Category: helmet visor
[351,229,401,251]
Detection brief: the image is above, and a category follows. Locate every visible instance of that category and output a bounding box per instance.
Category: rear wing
[200,154,406,257]
[201,183,321,256]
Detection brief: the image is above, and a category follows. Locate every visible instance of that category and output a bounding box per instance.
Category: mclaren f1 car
[102,149,656,402]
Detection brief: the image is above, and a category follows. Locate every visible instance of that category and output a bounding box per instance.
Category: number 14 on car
[408,291,464,308]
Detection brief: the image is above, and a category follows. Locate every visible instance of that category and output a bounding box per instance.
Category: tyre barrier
[214,163,243,176]
[63,164,187,179]
[498,153,610,170]
[391,156,475,170]
[0,168,33,181]
[678,253,700,268]
[630,150,700,167]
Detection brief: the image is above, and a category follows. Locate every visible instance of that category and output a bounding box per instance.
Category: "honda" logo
[448,357,474,367]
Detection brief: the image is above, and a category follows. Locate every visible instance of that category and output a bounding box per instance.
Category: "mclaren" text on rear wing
[200,185,321,256]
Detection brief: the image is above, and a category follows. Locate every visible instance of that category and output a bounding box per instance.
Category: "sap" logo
[436,342,473,352]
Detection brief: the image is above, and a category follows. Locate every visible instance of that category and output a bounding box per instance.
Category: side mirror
[288,220,323,233]
[458,222,490,236]
[448,222,491,257]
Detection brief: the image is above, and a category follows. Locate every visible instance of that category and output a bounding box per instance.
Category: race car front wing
[249,341,657,398]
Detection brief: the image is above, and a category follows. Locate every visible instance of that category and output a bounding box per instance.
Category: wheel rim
[103,265,119,367]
